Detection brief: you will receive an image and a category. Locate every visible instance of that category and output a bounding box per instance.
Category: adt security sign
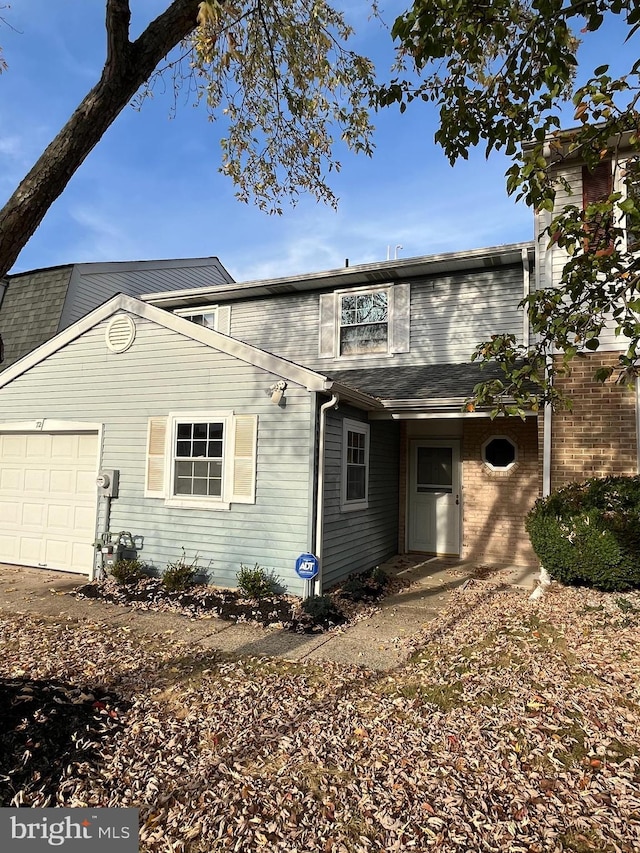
[295,553,319,580]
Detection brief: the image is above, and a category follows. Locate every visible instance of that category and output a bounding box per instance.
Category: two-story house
[0,242,539,593]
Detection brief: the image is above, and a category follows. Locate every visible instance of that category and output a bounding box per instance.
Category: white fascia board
[140,241,536,308]
[0,293,332,395]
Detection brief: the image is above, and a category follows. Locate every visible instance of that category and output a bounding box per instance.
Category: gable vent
[106,315,136,353]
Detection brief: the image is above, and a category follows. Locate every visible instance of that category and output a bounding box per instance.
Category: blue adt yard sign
[295,553,319,579]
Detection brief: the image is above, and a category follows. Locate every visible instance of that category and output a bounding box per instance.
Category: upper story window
[340,291,388,355]
[319,283,410,360]
[175,306,217,329]
[582,161,613,251]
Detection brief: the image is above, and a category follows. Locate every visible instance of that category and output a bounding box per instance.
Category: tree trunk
[0,0,200,278]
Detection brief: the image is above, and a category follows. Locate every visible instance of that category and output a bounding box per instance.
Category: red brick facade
[543,352,638,490]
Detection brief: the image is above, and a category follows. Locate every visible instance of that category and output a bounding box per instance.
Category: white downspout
[531,357,553,600]
[314,393,339,597]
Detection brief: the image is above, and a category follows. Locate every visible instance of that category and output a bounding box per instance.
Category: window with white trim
[175,306,217,329]
[482,436,517,471]
[174,420,224,497]
[318,283,410,359]
[341,419,369,511]
[144,412,257,508]
[340,290,388,355]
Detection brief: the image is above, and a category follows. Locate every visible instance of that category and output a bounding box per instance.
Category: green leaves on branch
[186,0,375,212]
[379,0,640,410]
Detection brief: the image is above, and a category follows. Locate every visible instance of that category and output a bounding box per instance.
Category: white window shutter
[390,282,410,353]
[216,305,231,335]
[231,415,257,503]
[318,293,336,357]
[145,417,167,498]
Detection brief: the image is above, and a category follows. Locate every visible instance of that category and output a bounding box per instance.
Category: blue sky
[0,2,633,281]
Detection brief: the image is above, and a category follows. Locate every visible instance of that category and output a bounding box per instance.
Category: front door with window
[408,440,461,554]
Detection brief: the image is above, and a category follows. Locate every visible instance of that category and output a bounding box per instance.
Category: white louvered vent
[105,315,136,353]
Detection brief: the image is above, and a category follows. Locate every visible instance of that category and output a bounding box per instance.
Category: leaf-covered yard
[1,579,639,852]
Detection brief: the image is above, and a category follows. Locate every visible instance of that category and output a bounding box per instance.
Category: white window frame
[481,435,518,472]
[341,418,370,511]
[165,410,233,510]
[337,285,391,358]
[175,305,218,330]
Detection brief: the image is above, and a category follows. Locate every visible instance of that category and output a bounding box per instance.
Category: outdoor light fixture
[268,380,287,406]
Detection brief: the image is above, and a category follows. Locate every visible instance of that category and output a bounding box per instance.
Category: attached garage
[0,426,99,575]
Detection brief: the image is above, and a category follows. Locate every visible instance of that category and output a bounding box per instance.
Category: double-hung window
[341,419,370,511]
[339,290,388,355]
[318,283,410,359]
[174,420,224,498]
[145,411,257,509]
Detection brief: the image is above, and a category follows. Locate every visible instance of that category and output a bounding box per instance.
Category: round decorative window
[105,314,136,353]
[482,436,517,471]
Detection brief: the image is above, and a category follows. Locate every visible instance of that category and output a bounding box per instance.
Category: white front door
[0,431,99,574]
[408,440,461,555]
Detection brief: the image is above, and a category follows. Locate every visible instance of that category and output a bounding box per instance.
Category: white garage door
[0,431,99,575]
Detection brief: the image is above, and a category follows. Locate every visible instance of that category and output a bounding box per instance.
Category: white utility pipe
[313,394,339,596]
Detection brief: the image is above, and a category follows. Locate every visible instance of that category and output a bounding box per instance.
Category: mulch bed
[73,569,408,633]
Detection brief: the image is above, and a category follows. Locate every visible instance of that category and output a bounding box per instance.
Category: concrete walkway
[0,557,539,671]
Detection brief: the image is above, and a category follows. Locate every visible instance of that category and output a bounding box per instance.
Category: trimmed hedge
[526,476,640,591]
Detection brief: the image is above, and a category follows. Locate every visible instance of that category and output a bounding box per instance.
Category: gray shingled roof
[328,363,511,402]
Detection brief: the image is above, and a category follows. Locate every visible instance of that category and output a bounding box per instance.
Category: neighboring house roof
[328,363,510,406]
[0,257,234,371]
[0,293,382,411]
[142,242,535,309]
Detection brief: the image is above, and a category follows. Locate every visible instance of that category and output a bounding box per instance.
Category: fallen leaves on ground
[1,580,639,852]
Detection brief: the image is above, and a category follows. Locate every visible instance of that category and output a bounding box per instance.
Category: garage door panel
[0,501,19,524]
[75,505,96,531]
[0,434,26,458]
[0,467,22,491]
[0,430,98,575]
[49,469,75,496]
[76,469,96,495]
[26,433,51,459]
[78,434,99,459]
[24,468,47,492]
[22,503,46,527]
[47,504,72,530]
[19,536,43,563]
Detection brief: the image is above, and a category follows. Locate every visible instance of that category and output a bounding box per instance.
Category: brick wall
[462,418,540,566]
[545,352,637,490]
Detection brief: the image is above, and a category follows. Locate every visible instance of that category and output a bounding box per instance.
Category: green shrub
[301,594,343,623]
[526,476,640,591]
[110,558,146,586]
[236,563,280,599]
[162,551,199,592]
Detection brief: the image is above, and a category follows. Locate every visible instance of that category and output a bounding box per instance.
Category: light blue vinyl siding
[228,265,525,371]
[0,316,314,595]
[321,406,400,589]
